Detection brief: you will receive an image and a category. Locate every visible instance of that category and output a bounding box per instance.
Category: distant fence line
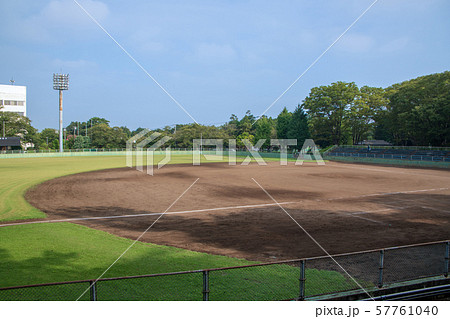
[0,149,299,160]
[0,149,128,158]
[339,145,450,151]
[0,240,448,301]
[326,152,450,163]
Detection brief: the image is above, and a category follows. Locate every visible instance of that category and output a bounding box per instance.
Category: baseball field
[0,154,449,300]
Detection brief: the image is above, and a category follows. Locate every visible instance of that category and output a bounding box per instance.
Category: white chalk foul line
[344,206,411,225]
[1,187,447,228]
[351,206,415,215]
[327,187,449,202]
[348,214,385,224]
[381,195,450,212]
[346,206,413,224]
[0,202,295,228]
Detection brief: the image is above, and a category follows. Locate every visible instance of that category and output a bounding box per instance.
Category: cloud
[196,43,237,61]
[139,42,165,53]
[128,28,165,54]
[41,0,109,28]
[8,0,109,44]
[336,33,375,53]
[379,37,409,53]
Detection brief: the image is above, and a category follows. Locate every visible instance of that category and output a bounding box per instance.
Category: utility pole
[2,121,5,137]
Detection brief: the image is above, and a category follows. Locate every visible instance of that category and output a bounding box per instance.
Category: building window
[3,100,24,106]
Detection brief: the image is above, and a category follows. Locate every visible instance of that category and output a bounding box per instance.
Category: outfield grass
[0,154,365,300]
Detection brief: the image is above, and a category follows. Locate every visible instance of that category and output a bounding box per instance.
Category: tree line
[1,71,448,150]
[303,71,449,147]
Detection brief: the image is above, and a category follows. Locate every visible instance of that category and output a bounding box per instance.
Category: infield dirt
[26,161,450,261]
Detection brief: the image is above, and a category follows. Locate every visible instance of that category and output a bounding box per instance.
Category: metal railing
[0,240,448,301]
[0,149,301,160]
[339,145,450,151]
[327,152,450,162]
[0,149,192,159]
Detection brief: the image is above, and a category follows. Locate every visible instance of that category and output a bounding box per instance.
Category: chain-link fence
[324,155,450,169]
[326,152,450,162]
[1,241,448,301]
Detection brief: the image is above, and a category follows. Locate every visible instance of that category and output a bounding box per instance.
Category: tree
[73,136,91,149]
[287,105,310,148]
[225,114,239,138]
[131,127,146,137]
[66,118,113,139]
[51,139,59,149]
[88,117,110,127]
[65,135,76,149]
[0,112,39,148]
[276,107,292,139]
[90,124,127,149]
[65,121,82,136]
[254,116,274,149]
[384,71,450,146]
[172,124,201,148]
[120,126,132,138]
[302,82,359,146]
[238,110,256,135]
[229,114,239,125]
[39,128,59,149]
[346,86,387,145]
[236,132,255,149]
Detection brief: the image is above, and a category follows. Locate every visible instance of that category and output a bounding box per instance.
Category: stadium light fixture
[53,74,69,153]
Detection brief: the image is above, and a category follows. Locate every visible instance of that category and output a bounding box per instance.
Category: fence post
[202,271,210,301]
[89,281,97,301]
[445,242,449,278]
[378,250,384,288]
[299,260,306,300]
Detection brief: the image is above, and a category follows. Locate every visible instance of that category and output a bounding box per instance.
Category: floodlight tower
[53,74,69,153]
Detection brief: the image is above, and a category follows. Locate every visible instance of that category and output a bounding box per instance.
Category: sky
[0,0,449,131]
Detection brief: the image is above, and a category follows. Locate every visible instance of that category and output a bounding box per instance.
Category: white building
[0,84,27,117]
